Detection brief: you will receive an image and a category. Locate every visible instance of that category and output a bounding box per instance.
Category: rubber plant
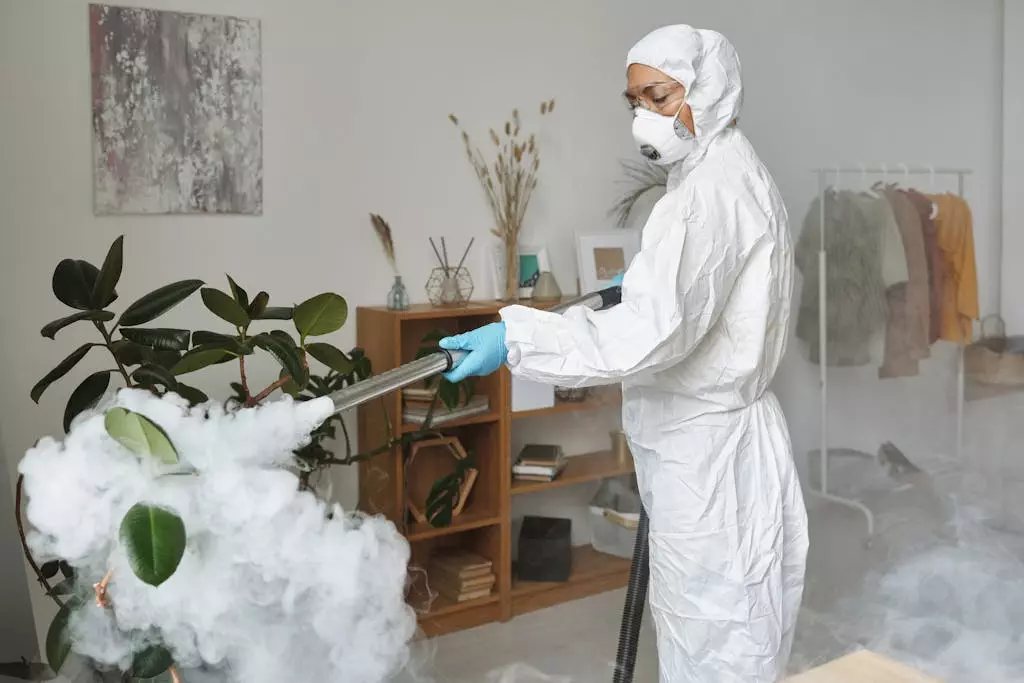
[7,236,471,680]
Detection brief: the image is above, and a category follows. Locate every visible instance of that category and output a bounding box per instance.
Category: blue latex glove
[439,322,508,383]
[611,272,624,286]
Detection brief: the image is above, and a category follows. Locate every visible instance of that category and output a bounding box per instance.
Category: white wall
[1003,0,1023,331]
[0,0,1005,645]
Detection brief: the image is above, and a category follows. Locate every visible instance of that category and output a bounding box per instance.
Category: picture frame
[517,244,551,299]
[575,231,641,294]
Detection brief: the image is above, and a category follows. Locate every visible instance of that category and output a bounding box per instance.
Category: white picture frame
[575,231,641,294]
[517,243,551,299]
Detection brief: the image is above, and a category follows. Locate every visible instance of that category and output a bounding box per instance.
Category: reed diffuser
[370,213,409,311]
[449,99,554,301]
[426,237,475,306]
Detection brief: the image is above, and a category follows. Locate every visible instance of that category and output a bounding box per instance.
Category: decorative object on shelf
[517,244,551,298]
[555,386,591,403]
[406,437,478,525]
[429,550,495,603]
[576,230,642,295]
[387,276,411,311]
[610,429,631,466]
[513,444,566,484]
[90,4,262,215]
[371,214,409,311]
[425,237,475,306]
[517,516,573,582]
[532,271,562,301]
[449,99,555,301]
[608,159,669,229]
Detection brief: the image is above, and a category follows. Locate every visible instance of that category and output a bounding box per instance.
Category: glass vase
[502,238,520,302]
[387,275,410,311]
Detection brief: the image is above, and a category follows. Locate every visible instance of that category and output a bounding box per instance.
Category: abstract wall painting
[89,4,263,215]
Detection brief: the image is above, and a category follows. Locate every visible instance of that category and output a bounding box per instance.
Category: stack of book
[402,390,490,426]
[512,444,566,484]
[430,550,495,603]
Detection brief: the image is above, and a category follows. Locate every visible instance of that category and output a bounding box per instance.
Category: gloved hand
[439,322,508,383]
[611,272,624,286]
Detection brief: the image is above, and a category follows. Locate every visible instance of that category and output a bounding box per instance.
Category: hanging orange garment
[928,193,979,343]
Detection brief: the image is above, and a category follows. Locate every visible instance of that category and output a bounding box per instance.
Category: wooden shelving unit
[511,451,632,495]
[357,299,634,637]
[511,387,621,420]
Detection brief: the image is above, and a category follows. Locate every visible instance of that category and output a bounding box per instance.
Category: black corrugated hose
[612,507,650,683]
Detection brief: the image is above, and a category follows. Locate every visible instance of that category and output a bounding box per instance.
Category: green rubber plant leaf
[52,259,100,310]
[254,306,293,320]
[278,368,302,397]
[305,342,354,375]
[438,380,460,411]
[63,370,112,432]
[30,343,97,403]
[131,364,178,390]
[45,601,76,674]
[40,310,115,339]
[425,474,460,528]
[201,288,250,328]
[293,293,347,338]
[119,503,186,587]
[174,383,208,405]
[248,291,269,318]
[130,645,173,679]
[171,346,234,376]
[40,560,61,579]
[92,235,124,308]
[190,330,235,346]
[120,328,191,351]
[111,340,145,367]
[47,576,75,597]
[104,408,178,465]
[225,274,249,309]
[252,334,308,388]
[268,329,297,347]
[119,280,204,327]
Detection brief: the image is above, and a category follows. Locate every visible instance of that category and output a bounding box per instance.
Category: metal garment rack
[811,164,972,539]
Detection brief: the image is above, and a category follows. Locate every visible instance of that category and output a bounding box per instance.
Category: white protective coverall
[500,26,808,682]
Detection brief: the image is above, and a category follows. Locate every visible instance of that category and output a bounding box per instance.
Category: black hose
[612,507,650,683]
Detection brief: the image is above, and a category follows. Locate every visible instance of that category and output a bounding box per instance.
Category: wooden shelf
[511,545,631,616]
[401,411,501,434]
[512,388,621,420]
[415,591,500,619]
[511,451,633,495]
[407,511,501,542]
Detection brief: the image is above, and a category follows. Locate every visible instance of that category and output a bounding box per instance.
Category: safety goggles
[623,80,685,112]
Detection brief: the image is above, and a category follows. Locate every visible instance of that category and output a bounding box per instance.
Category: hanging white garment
[499,25,808,683]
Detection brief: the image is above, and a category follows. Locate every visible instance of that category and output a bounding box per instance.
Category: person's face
[624,63,695,135]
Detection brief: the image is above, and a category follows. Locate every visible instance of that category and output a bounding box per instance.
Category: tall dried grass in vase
[449,98,555,301]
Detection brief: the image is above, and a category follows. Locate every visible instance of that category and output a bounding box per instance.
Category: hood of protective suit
[627,25,743,174]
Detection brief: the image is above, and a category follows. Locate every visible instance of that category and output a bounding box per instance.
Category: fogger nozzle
[325,286,621,417]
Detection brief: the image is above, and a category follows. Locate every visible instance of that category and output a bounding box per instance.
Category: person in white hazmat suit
[440,25,808,682]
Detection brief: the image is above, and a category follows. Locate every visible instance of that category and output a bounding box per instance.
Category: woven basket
[964,315,1024,387]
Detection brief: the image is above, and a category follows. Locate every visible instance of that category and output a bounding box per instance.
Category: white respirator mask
[631,99,695,166]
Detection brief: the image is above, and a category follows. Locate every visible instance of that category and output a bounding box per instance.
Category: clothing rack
[810,165,972,541]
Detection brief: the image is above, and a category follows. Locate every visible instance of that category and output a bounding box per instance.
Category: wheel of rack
[357,300,632,636]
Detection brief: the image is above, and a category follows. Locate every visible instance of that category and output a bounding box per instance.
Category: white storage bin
[589,477,642,559]
[511,376,555,413]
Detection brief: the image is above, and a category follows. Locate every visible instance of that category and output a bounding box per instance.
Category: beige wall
[1,0,1005,649]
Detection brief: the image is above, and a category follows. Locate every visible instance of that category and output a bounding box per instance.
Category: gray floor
[413,450,1024,682]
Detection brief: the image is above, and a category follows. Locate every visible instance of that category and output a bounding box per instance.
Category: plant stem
[93,321,132,385]
[250,377,290,405]
[239,354,251,400]
[14,475,64,608]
